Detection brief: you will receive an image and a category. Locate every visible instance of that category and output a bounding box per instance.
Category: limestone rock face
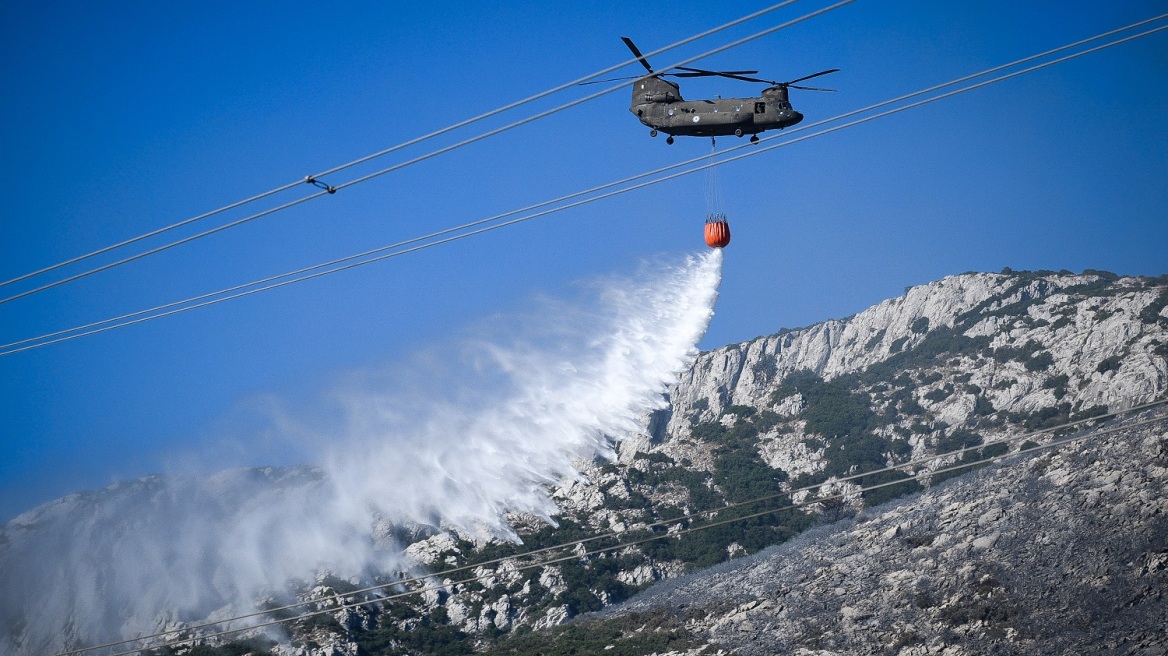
[6,270,1166,655]
[663,272,1168,440]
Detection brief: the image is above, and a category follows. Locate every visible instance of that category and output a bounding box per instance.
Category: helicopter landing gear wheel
[666,135,675,145]
[650,129,658,138]
[750,134,760,144]
[734,128,743,137]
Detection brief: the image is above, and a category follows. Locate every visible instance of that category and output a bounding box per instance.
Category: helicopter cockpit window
[754,102,765,114]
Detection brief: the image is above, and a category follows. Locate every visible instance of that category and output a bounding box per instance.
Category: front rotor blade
[621,37,655,73]
[664,70,775,84]
[784,68,840,86]
[702,72,775,84]
[675,66,759,76]
[578,74,645,86]
[788,84,836,92]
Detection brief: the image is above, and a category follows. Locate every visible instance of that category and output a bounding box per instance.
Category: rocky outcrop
[416,270,1168,651]
[663,272,1168,438]
[7,270,1166,656]
[213,271,1168,654]
[609,409,1168,655]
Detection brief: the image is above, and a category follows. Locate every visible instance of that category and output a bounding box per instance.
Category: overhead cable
[4,16,1166,358]
[310,0,856,195]
[0,0,830,297]
[59,399,1168,656]
[70,403,1168,656]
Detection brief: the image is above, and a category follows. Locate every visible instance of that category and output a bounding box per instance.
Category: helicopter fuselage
[629,76,803,138]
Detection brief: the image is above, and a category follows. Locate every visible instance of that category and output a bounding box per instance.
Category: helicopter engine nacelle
[632,76,683,105]
[761,84,792,108]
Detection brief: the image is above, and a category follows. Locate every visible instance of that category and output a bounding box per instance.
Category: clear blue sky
[1,0,1166,520]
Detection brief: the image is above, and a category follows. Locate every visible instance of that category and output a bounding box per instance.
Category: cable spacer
[305,175,337,194]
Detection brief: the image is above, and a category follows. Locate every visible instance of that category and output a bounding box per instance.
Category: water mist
[0,249,723,655]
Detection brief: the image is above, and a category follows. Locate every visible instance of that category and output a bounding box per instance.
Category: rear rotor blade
[783,68,840,86]
[692,72,776,84]
[621,37,654,74]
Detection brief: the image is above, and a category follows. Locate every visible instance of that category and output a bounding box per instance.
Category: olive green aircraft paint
[621,37,836,144]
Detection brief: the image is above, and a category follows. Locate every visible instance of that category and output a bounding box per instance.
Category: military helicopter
[614,37,838,144]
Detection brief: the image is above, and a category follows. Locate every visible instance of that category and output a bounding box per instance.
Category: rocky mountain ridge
[237,269,1168,655]
[6,268,1167,656]
[664,270,1166,433]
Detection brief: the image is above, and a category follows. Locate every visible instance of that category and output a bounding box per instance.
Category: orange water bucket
[704,215,731,248]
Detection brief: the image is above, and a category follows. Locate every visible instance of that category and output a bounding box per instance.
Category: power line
[0,0,803,290]
[5,18,1162,356]
[5,16,1166,358]
[59,399,1168,656]
[0,183,307,291]
[299,0,856,197]
[0,0,841,301]
[72,403,1168,656]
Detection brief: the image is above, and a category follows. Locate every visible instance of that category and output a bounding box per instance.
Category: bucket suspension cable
[704,138,731,248]
[705,138,726,222]
[700,137,728,247]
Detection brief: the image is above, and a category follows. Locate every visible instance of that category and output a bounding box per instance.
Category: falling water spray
[0,250,723,655]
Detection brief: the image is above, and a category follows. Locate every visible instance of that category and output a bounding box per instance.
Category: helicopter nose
[789,110,804,126]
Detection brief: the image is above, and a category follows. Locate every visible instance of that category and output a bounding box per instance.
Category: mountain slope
[5,268,1167,656]
[424,269,1168,652]
[604,408,1168,655]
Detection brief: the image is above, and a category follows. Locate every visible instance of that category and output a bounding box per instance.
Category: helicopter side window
[754,102,766,114]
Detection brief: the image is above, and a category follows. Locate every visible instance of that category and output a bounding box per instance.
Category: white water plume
[0,250,722,655]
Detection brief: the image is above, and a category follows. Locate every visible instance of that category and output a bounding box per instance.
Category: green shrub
[1042,374,1069,400]
[861,470,922,506]
[861,326,991,384]
[753,409,782,431]
[1025,351,1054,371]
[1096,356,1122,374]
[936,429,982,453]
[752,353,778,380]
[901,396,925,416]
[724,404,756,418]
[1010,403,1072,431]
[1139,289,1168,325]
[993,340,1042,364]
[981,442,1009,458]
[149,639,278,656]
[772,370,876,440]
[354,605,473,656]
[1071,404,1109,422]
[864,329,887,350]
[973,395,996,415]
[924,386,952,402]
[634,451,675,465]
[480,608,700,656]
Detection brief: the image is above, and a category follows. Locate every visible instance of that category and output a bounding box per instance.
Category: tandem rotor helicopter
[608,37,839,144]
